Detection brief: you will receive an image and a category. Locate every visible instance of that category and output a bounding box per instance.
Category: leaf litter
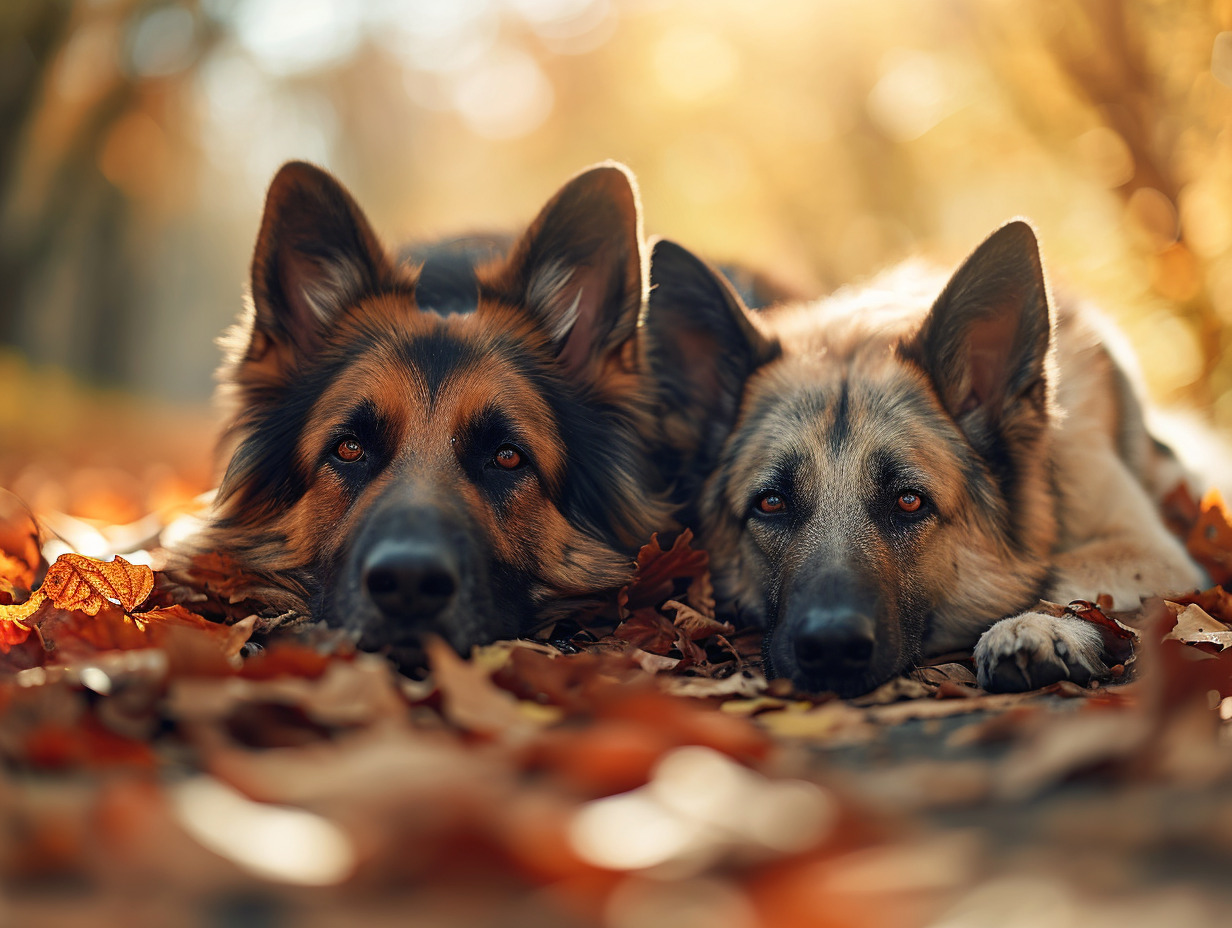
[1,486,1232,926]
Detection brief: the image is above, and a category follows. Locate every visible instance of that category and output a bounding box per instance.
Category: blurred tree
[0,0,218,386]
[971,0,1230,406]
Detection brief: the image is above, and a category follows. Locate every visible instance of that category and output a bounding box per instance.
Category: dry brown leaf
[618,529,710,616]
[1162,603,1232,651]
[663,599,734,641]
[1036,598,1138,667]
[1170,585,1232,624]
[424,636,547,741]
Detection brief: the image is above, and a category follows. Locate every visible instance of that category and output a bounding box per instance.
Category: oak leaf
[618,530,710,616]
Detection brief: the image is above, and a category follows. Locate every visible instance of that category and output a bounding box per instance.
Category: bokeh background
[3,0,1232,521]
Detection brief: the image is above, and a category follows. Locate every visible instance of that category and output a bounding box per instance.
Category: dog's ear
[495,162,645,386]
[644,239,780,503]
[243,162,393,380]
[913,220,1052,436]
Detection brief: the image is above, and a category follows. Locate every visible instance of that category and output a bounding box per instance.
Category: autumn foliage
[2,482,1232,926]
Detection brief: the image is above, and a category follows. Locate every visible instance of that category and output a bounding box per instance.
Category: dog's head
[202,161,667,668]
[646,224,1059,696]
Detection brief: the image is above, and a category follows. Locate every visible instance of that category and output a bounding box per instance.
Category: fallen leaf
[1162,603,1232,651]
[0,488,42,596]
[1036,598,1138,667]
[632,650,681,673]
[664,599,734,641]
[662,670,767,700]
[41,554,154,616]
[1186,489,1232,585]
[618,530,710,616]
[1169,586,1232,625]
[425,636,547,741]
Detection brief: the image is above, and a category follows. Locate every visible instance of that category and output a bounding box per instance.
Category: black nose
[792,608,876,676]
[362,540,459,623]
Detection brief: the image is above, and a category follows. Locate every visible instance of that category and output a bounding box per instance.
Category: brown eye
[757,493,787,514]
[494,445,523,470]
[336,438,364,462]
[896,492,922,513]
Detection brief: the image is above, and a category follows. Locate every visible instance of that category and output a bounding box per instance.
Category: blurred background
[2,0,1231,521]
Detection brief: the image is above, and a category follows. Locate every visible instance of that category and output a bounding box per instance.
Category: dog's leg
[976,445,1205,692]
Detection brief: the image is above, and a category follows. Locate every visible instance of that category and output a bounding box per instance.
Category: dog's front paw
[974,612,1107,692]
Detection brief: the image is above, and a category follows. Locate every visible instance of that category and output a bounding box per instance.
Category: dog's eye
[492,444,525,470]
[335,438,364,462]
[893,491,932,520]
[896,492,922,513]
[756,492,787,514]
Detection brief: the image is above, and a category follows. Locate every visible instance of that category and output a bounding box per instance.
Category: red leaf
[618,530,710,616]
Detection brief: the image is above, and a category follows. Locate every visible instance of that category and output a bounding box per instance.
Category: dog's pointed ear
[243,161,392,379]
[497,162,645,385]
[913,220,1052,433]
[645,239,780,501]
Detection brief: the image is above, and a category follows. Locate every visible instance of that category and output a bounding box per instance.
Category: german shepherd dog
[646,222,1205,696]
[189,161,670,669]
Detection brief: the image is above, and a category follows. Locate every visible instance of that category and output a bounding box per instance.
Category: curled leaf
[41,554,154,616]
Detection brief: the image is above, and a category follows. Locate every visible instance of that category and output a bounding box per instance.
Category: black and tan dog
[646,222,1204,696]
[189,161,671,669]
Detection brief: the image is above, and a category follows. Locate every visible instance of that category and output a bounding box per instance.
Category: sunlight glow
[234,0,363,76]
[868,49,959,141]
[654,28,739,102]
[451,47,555,139]
[569,746,834,872]
[173,776,357,886]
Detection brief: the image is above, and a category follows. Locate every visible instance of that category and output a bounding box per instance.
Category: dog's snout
[363,539,459,623]
[792,608,876,676]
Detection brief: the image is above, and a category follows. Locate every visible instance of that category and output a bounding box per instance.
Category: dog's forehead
[731,352,960,491]
[304,310,562,462]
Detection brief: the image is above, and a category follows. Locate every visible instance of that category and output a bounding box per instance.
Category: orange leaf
[0,601,35,651]
[1186,489,1232,586]
[0,488,42,596]
[35,602,250,664]
[0,586,45,652]
[40,554,154,616]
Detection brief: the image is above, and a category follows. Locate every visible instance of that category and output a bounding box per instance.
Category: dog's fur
[188,161,672,669]
[645,222,1205,696]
